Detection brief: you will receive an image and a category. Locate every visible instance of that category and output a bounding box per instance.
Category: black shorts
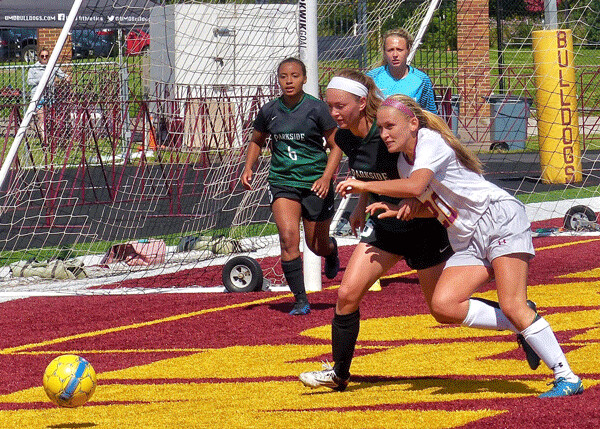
[269,183,334,222]
[360,217,453,270]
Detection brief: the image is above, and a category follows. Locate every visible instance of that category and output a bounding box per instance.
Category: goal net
[0,0,598,295]
[0,0,433,294]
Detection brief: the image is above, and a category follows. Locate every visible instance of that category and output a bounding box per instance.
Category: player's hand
[348,208,366,237]
[311,176,329,199]
[366,201,399,219]
[240,168,253,190]
[396,198,421,220]
[336,178,367,198]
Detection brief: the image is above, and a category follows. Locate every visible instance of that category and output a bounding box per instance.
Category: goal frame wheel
[563,205,597,230]
[222,256,263,293]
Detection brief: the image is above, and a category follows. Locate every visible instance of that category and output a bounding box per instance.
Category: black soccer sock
[281,257,307,304]
[332,309,360,380]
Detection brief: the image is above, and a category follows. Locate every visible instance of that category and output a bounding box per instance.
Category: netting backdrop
[0,0,598,291]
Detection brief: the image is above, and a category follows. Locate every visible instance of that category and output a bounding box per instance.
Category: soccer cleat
[517,300,541,370]
[539,377,584,398]
[324,237,340,279]
[289,301,310,316]
[299,363,349,391]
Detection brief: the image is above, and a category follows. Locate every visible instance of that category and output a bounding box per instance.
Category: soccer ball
[42,354,97,408]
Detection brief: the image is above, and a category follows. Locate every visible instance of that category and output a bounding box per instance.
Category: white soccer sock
[462,298,518,332]
[521,317,579,382]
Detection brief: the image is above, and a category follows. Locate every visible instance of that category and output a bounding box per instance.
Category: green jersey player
[241,58,342,315]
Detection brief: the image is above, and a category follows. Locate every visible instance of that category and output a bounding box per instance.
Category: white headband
[326,76,369,98]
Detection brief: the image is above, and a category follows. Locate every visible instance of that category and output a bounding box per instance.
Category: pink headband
[381,98,415,118]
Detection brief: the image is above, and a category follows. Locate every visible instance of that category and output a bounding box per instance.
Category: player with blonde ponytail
[336,94,584,398]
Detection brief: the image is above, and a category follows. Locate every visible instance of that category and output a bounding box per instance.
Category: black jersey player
[241,58,342,315]
[300,72,543,393]
[299,70,453,389]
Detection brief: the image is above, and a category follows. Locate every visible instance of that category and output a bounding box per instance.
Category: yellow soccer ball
[42,354,97,408]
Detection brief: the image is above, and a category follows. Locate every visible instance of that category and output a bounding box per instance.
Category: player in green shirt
[241,58,342,315]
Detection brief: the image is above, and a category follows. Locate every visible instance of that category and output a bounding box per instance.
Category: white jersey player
[397,127,519,253]
[336,94,583,398]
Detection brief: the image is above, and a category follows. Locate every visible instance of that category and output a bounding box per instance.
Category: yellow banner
[532,29,582,184]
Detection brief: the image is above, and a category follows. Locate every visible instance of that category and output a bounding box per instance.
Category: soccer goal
[0,0,437,295]
[0,0,598,296]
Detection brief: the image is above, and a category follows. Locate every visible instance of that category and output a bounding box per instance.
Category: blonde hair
[386,94,484,174]
[378,28,414,67]
[333,69,383,124]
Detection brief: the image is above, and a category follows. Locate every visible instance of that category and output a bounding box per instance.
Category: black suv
[0,27,118,63]
[71,29,117,59]
[0,28,38,62]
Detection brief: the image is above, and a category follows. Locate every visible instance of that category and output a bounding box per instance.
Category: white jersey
[397,128,517,250]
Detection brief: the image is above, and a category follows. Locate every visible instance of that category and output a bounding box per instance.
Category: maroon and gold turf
[0,237,598,427]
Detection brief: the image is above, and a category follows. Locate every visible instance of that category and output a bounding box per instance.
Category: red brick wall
[37,28,72,64]
[457,0,491,147]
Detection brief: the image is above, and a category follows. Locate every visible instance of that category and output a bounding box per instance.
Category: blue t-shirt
[367,65,437,113]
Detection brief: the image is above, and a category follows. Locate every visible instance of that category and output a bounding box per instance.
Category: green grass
[525,133,600,152]
[0,223,279,268]
[413,47,600,114]
[516,185,600,204]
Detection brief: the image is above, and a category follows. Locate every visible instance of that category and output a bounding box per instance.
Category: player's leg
[36,105,46,141]
[431,261,529,334]
[271,195,309,314]
[303,218,339,280]
[415,261,445,313]
[301,184,339,279]
[404,219,453,315]
[299,243,399,390]
[432,205,536,334]
[429,264,491,324]
[493,254,583,397]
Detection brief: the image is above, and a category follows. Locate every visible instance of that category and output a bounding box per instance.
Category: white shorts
[445,198,535,268]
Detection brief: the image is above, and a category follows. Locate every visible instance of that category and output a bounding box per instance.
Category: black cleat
[517,300,541,370]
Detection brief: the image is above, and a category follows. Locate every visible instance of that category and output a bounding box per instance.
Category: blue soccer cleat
[289,301,310,316]
[539,377,584,398]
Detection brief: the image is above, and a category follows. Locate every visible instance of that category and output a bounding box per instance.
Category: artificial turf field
[0,234,599,428]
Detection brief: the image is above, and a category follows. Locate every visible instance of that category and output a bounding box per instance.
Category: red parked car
[126,29,149,55]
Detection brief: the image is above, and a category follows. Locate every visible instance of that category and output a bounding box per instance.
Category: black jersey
[254,94,337,189]
[335,122,430,233]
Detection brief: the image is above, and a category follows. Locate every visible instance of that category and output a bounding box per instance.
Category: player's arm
[366,198,434,221]
[312,127,342,198]
[421,75,437,114]
[241,129,268,190]
[348,192,369,236]
[336,168,434,199]
[402,198,436,219]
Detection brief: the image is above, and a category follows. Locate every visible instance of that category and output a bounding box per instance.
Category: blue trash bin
[487,95,532,151]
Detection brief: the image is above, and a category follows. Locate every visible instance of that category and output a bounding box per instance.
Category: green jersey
[253,94,338,189]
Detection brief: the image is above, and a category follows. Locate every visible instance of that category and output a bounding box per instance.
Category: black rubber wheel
[563,205,597,230]
[22,45,38,63]
[222,256,263,293]
[489,142,509,152]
